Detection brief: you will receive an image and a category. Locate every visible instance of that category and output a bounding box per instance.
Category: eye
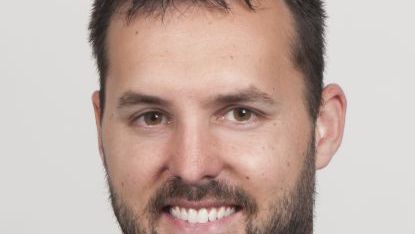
[224,107,256,123]
[133,111,168,126]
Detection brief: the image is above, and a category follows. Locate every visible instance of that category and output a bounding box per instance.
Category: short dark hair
[89,0,326,121]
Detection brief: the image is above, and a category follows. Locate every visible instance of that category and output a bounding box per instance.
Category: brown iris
[233,108,252,122]
[143,112,164,125]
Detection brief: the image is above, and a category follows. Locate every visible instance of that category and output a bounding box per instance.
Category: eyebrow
[117,87,276,109]
[118,91,172,109]
[211,87,276,106]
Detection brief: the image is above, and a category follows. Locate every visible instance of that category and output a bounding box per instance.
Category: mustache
[145,177,258,221]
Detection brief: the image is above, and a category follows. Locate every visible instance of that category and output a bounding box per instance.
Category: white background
[0,1,414,233]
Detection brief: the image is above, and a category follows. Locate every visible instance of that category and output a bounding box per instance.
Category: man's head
[89,0,346,233]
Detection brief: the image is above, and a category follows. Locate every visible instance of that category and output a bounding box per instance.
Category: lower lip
[161,209,242,233]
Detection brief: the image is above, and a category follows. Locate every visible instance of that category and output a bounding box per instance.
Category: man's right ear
[92,91,102,127]
[92,91,104,160]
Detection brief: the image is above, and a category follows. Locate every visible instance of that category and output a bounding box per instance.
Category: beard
[103,137,316,234]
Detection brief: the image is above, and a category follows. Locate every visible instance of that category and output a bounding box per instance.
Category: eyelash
[219,106,262,121]
[130,109,172,128]
[130,106,265,129]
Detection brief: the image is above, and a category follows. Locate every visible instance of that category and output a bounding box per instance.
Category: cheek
[102,122,171,209]
[216,120,311,202]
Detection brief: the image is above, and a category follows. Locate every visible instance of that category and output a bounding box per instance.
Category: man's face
[95,1,318,233]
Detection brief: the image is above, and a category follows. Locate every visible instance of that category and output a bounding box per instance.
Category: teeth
[208,208,217,222]
[180,208,188,221]
[198,208,209,223]
[217,207,225,219]
[225,207,233,216]
[170,206,236,224]
[188,209,198,223]
[171,207,179,217]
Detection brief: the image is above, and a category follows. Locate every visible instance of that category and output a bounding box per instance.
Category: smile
[169,206,237,224]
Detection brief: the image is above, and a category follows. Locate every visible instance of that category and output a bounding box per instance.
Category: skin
[92,0,347,233]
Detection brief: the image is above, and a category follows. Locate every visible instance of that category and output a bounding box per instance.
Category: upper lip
[165,199,240,210]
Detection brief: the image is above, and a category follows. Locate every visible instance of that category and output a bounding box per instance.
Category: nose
[167,120,224,185]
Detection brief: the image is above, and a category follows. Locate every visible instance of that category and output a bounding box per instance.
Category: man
[89,0,346,233]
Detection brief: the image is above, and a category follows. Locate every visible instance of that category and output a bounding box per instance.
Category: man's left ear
[314,84,347,170]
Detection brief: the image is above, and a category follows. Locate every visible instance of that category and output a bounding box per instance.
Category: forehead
[105,0,299,100]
